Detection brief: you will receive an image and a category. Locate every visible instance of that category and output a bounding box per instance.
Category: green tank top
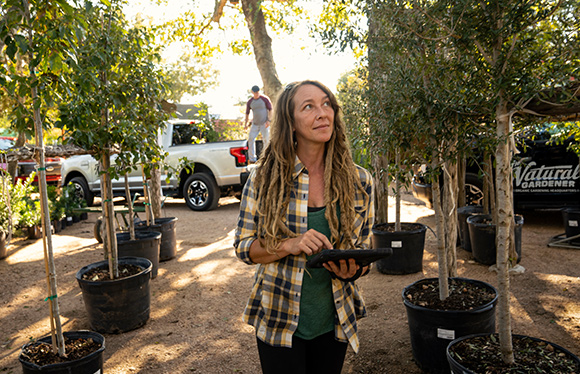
[294,206,335,340]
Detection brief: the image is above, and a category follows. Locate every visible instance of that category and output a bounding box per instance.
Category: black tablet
[306,248,393,268]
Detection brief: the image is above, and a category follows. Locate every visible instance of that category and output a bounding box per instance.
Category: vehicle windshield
[0,138,15,150]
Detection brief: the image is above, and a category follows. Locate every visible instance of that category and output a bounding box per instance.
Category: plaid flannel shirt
[234,157,375,353]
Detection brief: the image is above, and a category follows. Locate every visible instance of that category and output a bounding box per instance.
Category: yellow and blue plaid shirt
[234,157,375,353]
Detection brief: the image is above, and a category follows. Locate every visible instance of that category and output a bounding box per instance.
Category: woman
[234,80,375,374]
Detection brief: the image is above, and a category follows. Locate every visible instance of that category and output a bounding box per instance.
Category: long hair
[254,80,370,253]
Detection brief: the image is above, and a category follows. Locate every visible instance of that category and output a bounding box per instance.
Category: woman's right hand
[280,229,333,257]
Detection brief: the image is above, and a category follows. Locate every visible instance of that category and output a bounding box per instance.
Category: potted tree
[403,0,580,371]
[57,0,166,333]
[366,53,429,275]
[367,3,500,372]
[1,0,105,371]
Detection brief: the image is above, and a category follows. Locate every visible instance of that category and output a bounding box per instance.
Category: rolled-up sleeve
[234,169,259,265]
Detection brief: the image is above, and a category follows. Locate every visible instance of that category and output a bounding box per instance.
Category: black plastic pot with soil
[117,230,161,278]
[562,208,580,244]
[447,333,580,373]
[467,214,523,265]
[402,277,498,374]
[456,205,483,252]
[372,222,427,275]
[19,330,105,374]
[76,256,152,334]
[135,216,178,261]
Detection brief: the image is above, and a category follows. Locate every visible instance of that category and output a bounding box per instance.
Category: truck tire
[465,173,484,206]
[70,176,94,207]
[183,173,220,211]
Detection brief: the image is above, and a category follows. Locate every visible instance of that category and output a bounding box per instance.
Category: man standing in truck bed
[245,85,272,163]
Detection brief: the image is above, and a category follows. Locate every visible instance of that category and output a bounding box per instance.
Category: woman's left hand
[323,258,368,281]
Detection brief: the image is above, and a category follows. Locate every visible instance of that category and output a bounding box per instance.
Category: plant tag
[93,370,101,374]
[569,220,578,227]
[391,241,403,248]
[437,328,455,340]
[67,216,73,222]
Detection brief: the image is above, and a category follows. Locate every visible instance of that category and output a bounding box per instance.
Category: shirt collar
[293,156,307,180]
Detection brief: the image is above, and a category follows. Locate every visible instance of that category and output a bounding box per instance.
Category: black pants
[256,331,348,374]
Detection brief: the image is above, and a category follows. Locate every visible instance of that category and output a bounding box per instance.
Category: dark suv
[411,127,580,211]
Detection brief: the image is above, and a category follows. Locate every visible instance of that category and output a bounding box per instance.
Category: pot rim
[446,332,580,372]
[75,256,152,283]
[372,222,428,235]
[402,277,498,313]
[19,330,105,370]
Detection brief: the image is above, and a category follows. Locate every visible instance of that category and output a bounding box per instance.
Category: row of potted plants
[2,0,172,372]
[0,174,88,248]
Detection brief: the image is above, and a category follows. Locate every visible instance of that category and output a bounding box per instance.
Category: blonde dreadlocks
[253,80,370,255]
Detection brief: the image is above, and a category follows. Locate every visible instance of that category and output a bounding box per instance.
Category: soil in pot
[403,277,498,374]
[19,331,105,374]
[372,222,427,275]
[447,333,580,373]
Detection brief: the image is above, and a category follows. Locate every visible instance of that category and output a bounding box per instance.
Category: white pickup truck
[60,119,251,211]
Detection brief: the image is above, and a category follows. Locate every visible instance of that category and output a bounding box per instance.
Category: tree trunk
[457,156,465,208]
[430,141,448,300]
[241,0,282,102]
[149,164,162,219]
[443,159,458,278]
[372,153,389,224]
[394,150,401,231]
[495,98,515,365]
[483,152,495,217]
[100,154,119,279]
[23,0,65,357]
[124,173,135,241]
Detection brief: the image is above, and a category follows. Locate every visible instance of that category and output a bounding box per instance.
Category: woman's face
[292,84,335,147]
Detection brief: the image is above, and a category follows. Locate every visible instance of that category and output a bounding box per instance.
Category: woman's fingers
[291,229,332,256]
[323,258,359,278]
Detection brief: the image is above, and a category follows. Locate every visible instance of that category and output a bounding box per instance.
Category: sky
[123,1,359,119]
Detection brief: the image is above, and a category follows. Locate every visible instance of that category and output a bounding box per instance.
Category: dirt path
[1,193,579,373]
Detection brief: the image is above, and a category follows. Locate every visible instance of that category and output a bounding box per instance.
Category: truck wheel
[465,173,484,206]
[70,176,94,207]
[184,173,220,211]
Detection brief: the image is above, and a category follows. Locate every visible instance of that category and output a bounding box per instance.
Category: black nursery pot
[372,222,427,275]
[76,256,152,334]
[447,333,580,374]
[403,278,498,374]
[562,208,580,243]
[117,231,161,278]
[467,214,523,265]
[19,330,105,374]
[457,205,483,252]
[135,217,178,261]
